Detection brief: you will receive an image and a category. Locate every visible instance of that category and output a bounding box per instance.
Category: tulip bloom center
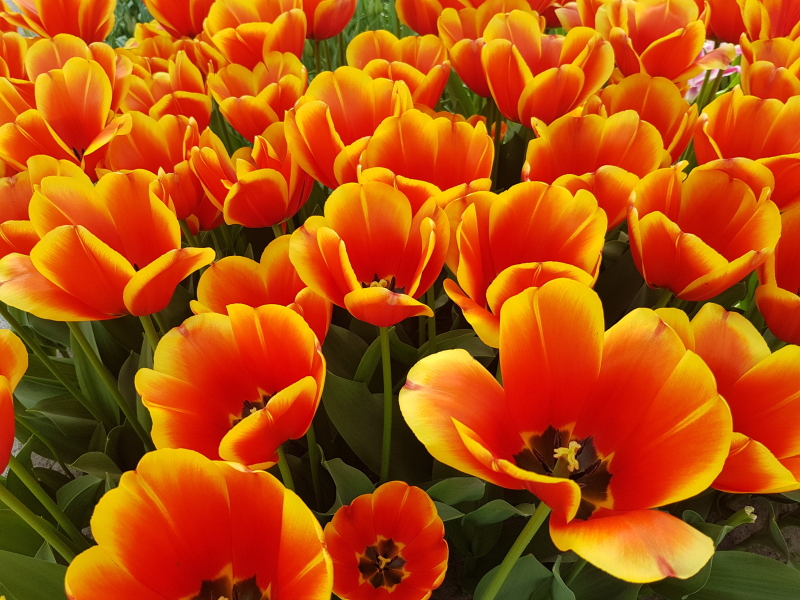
[231,392,271,427]
[362,274,404,293]
[193,575,265,600]
[358,538,407,589]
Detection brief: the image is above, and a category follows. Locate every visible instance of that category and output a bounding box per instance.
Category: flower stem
[323,39,333,71]
[0,483,76,562]
[179,220,199,247]
[564,557,587,585]
[276,445,295,492]
[271,224,284,239]
[481,502,552,600]
[67,322,154,451]
[338,32,346,67]
[426,287,437,354]
[379,326,392,483]
[139,315,160,355]
[7,457,88,551]
[152,311,169,337]
[0,303,106,425]
[314,40,322,77]
[219,223,235,255]
[14,417,74,480]
[652,288,674,309]
[306,424,323,510]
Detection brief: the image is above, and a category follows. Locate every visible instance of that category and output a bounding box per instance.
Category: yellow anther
[377,555,393,569]
[369,279,391,288]
[553,441,582,473]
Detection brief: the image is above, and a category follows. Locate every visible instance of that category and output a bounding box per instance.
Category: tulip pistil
[230,392,271,427]
[358,538,407,590]
[553,441,582,477]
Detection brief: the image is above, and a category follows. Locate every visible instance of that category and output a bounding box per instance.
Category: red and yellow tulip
[1,0,115,43]
[143,0,217,38]
[304,0,358,40]
[740,0,800,40]
[0,330,26,474]
[740,36,800,103]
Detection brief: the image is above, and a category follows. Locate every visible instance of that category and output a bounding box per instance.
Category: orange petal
[343,287,432,327]
[713,432,799,494]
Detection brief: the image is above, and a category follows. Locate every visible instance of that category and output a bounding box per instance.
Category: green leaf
[0,549,68,600]
[418,330,494,360]
[71,323,119,427]
[34,542,56,564]
[353,334,382,384]
[56,475,103,531]
[321,324,368,379]
[462,500,533,528]
[322,458,374,506]
[434,502,464,522]
[0,510,44,557]
[29,395,94,420]
[567,563,641,600]
[71,452,122,480]
[388,328,417,366]
[474,554,553,600]
[427,477,486,506]
[551,556,576,600]
[690,551,800,600]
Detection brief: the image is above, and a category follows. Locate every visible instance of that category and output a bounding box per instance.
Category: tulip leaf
[434,502,464,522]
[462,500,533,528]
[418,330,494,361]
[427,477,486,506]
[56,475,104,531]
[566,563,641,600]
[70,323,120,427]
[321,325,368,380]
[34,542,56,564]
[71,452,122,480]
[322,458,374,506]
[551,556,576,600]
[688,551,800,600]
[0,510,44,557]
[474,554,553,600]
[353,334,382,384]
[0,549,67,600]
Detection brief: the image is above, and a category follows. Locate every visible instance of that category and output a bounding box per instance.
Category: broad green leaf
[567,563,641,600]
[427,477,486,506]
[34,542,56,563]
[0,549,68,600]
[474,554,553,600]
[321,324,368,379]
[322,458,374,506]
[0,510,43,557]
[418,330,494,360]
[462,500,534,528]
[353,334,382,384]
[29,395,94,421]
[434,502,464,522]
[691,551,800,600]
[71,452,122,480]
[56,475,103,531]
[70,323,119,427]
[551,556,576,600]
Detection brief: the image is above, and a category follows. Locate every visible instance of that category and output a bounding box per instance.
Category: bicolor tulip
[400,280,732,582]
[289,181,448,327]
[756,205,800,346]
[304,0,358,40]
[137,304,326,468]
[65,449,333,600]
[143,0,217,38]
[522,111,667,228]
[740,0,800,40]
[582,73,697,163]
[0,32,27,80]
[285,66,413,189]
[740,36,800,102]
[481,10,614,125]
[397,0,475,36]
[444,181,605,347]
[203,0,307,67]
[554,0,612,29]
[0,170,215,320]
[207,51,308,141]
[192,236,332,342]
[0,330,27,473]
[595,0,735,84]
[694,88,800,211]
[692,0,746,43]
[347,31,450,108]
[325,481,448,600]
[628,160,781,302]
[1,0,115,43]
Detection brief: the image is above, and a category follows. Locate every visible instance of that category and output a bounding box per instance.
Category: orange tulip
[143,0,217,38]
[203,0,307,67]
[444,181,605,347]
[0,57,132,174]
[756,205,800,346]
[740,35,800,102]
[325,481,448,600]
[628,159,781,302]
[0,170,215,320]
[285,66,413,189]
[522,111,667,228]
[0,32,27,80]
[65,449,333,600]
[555,0,613,29]
[582,73,697,163]
[0,330,27,474]
[289,181,448,327]
[740,0,800,40]
[481,10,613,125]
[207,51,308,141]
[347,31,450,108]
[192,236,332,342]
[689,0,746,43]
[137,304,325,468]
[397,0,475,35]
[595,0,735,84]
[656,304,800,494]
[1,0,114,43]
[401,280,732,582]
[122,28,228,77]
[694,87,800,211]
[304,0,357,40]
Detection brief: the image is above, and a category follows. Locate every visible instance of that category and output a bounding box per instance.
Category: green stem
[276,445,295,492]
[426,287,437,354]
[491,100,504,189]
[139,315,160,354]
[652,288,674,310]
[379,326,392,484]
[286,217,296,233]
[15,417,74,480]
[271,224,284,239]
[564,557,587,586]
[179,220,199,247]
[219,224,235,255]
[481,502,552,600]
[0,304,106,425]
[418,316,426,347]
[0,483,76,562]
[152,311,169,337]
[67,323,154,451]
[209,228,223,256]
[743,299,758,322]
[338,32,346,67]
[306,424,323,510]
[8,457,88,550]
[323,39,332,71]
[314,40,322,76]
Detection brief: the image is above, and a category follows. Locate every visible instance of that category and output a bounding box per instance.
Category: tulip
[523,111,667,228]
[325,482,448,600]
[691,0,746,43]
[740,36,800,102]
[0,330,27,474]
[444,181,605,347]
[143,0,216,38]
[400,280,732,582]
[1,0,115,43]
[65,449,333,600]
[0,32,27,80]
[304,0,358,40]
[207,51,308,141]
[756,205,800,346]
[628,159,781,302]
[347,31,450,107]
[285,66,413,189]
[0,170,215,320]
[397,0,475,36]
[481,10,614,124]
[740,0,800,40]
[555,0,612,29]
[694,87,800,211]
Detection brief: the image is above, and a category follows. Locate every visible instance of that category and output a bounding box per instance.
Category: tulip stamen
[553,441,582,475]
[230,393,271,427]
[359,538,407,590]
[362,274,405,294]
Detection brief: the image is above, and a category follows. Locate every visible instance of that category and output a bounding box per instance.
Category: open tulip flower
[137,304,326,468]
[756,205,800,346]
[740,36,800,103]
[692,0,746,43]
[304,0,358,40]
[0,0,114,43]
[192,235,332,342]
[289,181,448,327]
[656,304,800,494]
[481,10,614,125]
[285,66,413,189]
[347,31,450,108]
[694,88,800,211]
[628,159,781,302]
[740,0,800,40]
[401,280,732,582]
[444,181,605,347]
[595,0,735,85]
[582,73,697,163]
[65,449,333,600]
[143,0,217,38]
[523,111,668,228]
[0,330,26,473]
[207,51,308,142]
[0,169,215,320]
[325,481,448,600]
[203,0,307,68]
[397,0,477,36]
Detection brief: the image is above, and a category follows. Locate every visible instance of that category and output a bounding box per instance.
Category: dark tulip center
[193,575,266,600]
[361,273,405,294]
[231,392,272,427]
[358,538,407,590]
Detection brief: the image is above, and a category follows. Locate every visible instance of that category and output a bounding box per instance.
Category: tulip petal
[344,286,431,327]
[713,432,799,494]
